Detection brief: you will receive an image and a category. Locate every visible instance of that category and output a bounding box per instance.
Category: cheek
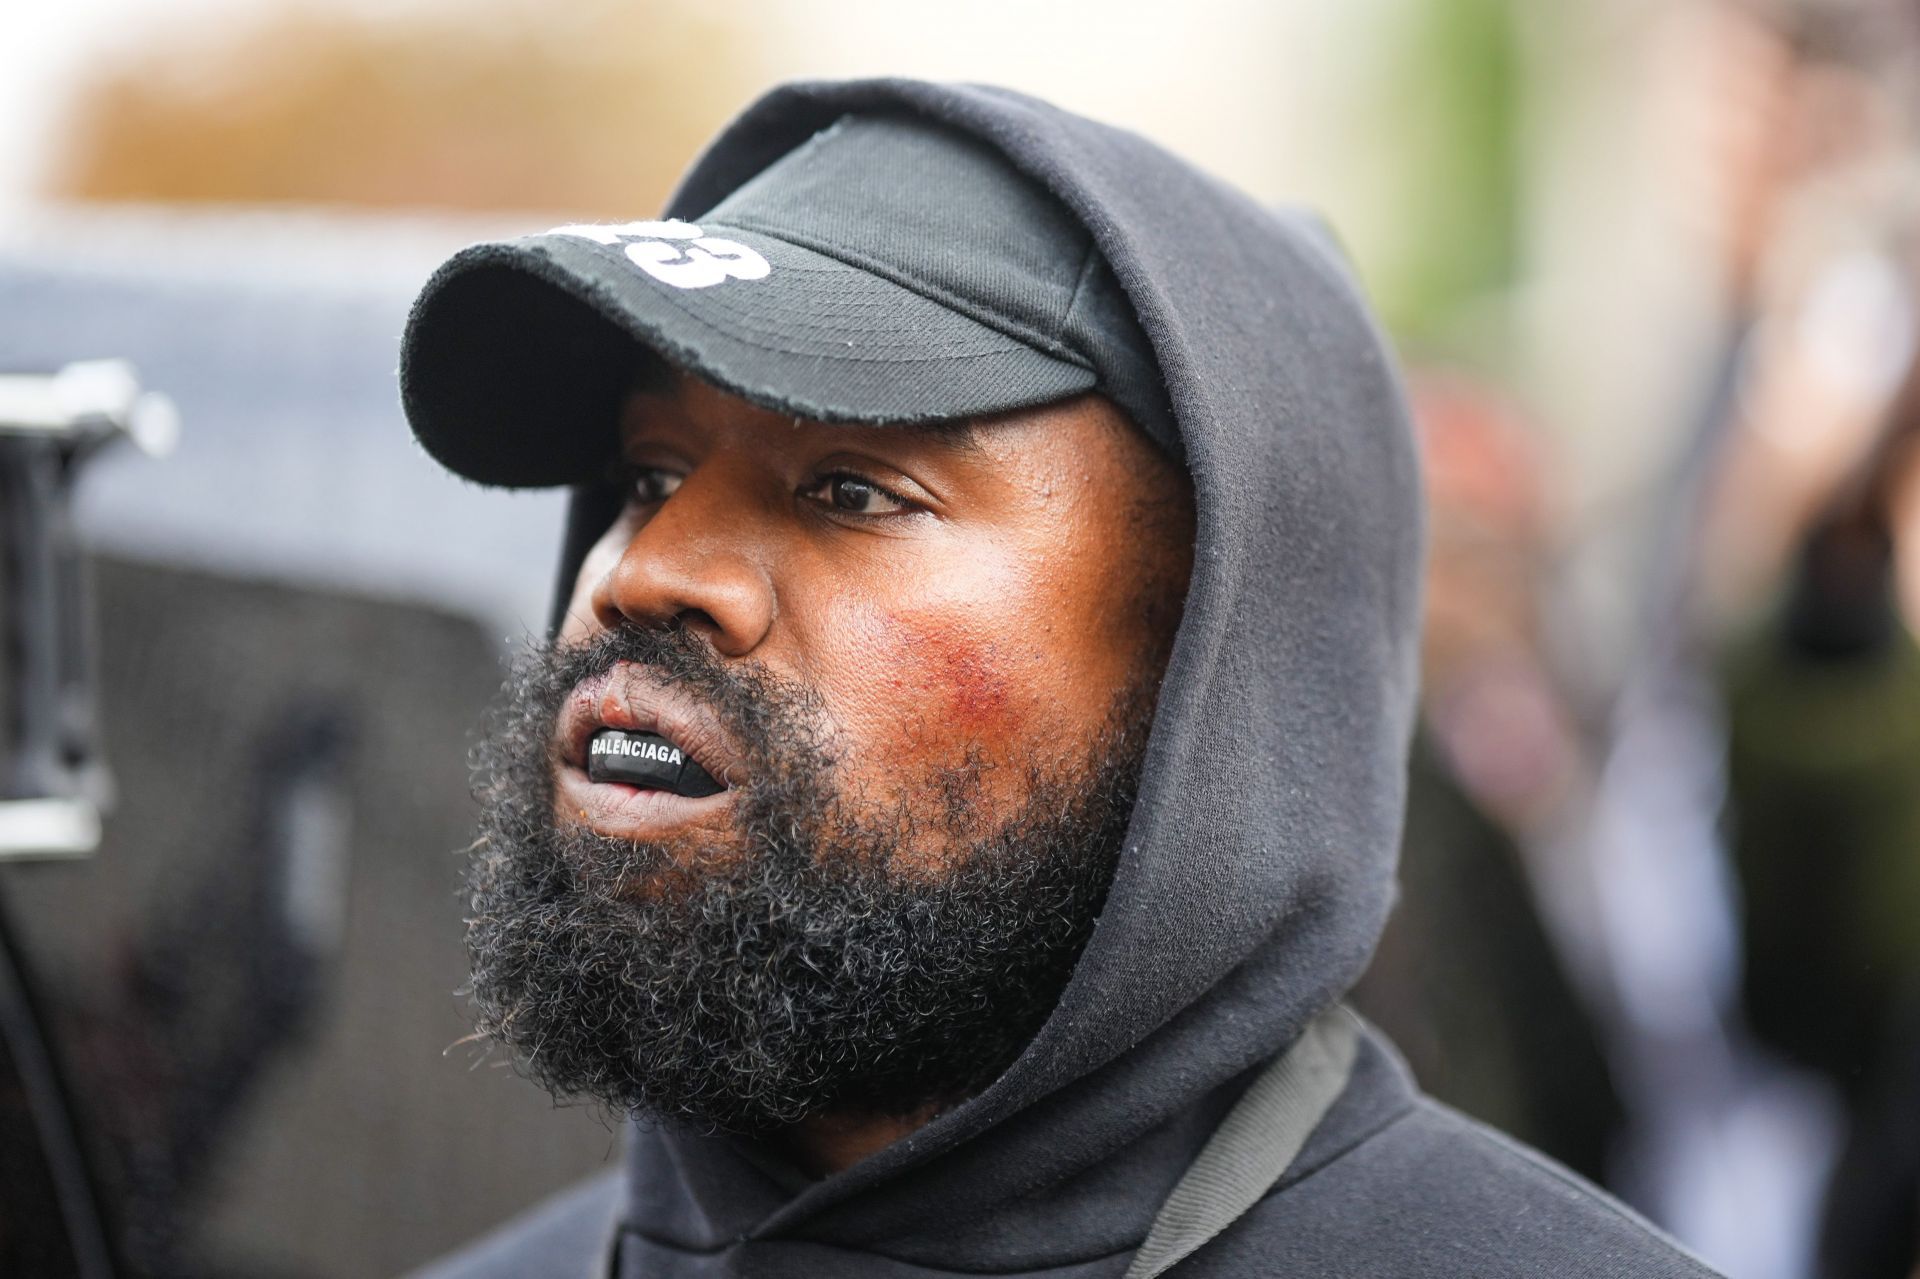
[806,544,1139,771]
[832,603,1038,746]
[805,540,1119,799]
[892,613,1023,730]
[802,600,1052,869]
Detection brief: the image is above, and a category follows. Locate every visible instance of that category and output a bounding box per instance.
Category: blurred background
[4,0,1919,1275]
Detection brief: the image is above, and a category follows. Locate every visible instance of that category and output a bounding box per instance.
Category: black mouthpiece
[585,729,724,797]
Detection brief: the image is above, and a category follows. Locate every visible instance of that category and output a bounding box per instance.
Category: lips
[554,665,743,838]
[557,665,743,788]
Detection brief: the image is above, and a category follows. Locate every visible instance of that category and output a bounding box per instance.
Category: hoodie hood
[540,77,1424,1269]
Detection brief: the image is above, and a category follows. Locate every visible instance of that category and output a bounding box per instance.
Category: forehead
[618,365,987,455]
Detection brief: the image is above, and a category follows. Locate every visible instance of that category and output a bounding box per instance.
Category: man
[399,80,1717,1277]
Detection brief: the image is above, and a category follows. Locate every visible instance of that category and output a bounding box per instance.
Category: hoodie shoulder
[1185,1099,1722,1278]
[403,1170,619,1279]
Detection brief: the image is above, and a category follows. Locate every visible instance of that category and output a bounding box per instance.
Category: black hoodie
[411,79,1720,1279]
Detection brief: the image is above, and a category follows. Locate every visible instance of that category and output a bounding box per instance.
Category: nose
[587,457,777,656]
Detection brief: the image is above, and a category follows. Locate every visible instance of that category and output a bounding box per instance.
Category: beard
[463,622,1154,1136]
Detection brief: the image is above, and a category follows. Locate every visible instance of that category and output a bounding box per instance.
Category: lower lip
[556,764,732,839]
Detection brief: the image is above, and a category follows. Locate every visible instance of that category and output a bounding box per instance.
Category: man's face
[465,369,1194,1134]
[560,372,1193,862]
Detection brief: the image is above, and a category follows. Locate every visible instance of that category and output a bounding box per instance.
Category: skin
[554,369,1195,1173]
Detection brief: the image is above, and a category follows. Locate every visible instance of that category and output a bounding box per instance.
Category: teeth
[586,729,724,797]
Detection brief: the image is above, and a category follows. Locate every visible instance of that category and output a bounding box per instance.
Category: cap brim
[400,225,1097,488]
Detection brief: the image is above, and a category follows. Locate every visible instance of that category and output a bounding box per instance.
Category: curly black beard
[464,623,1154,1136]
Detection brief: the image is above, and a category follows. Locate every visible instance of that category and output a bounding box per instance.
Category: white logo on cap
[545,219,771,290]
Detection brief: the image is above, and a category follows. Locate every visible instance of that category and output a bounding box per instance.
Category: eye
[628,466,683,506]
[801,472,915,517]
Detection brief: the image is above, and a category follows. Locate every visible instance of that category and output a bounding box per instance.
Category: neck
[776,1103,943,1178]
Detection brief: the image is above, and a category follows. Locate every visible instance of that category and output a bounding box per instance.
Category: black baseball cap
[399,113,1177,488]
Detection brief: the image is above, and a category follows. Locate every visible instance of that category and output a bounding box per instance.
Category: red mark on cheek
[936,636,1011,725]
[880,611,1017,732]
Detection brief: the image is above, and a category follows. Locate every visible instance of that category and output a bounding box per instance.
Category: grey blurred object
[0,203,569,634]
[0,205,615,1277]
[0,358,175,858]
[0,358,174,1279]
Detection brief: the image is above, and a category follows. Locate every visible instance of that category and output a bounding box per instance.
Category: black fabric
[411,79,1722,1278]
[400,115,1176,488]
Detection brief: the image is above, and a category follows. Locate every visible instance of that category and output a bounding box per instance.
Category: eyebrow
[880,416,985,456]
[624,360,987,457]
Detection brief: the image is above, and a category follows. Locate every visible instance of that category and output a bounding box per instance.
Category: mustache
[543,622,746,720]
[546,622,826,758]
[483,621,837,844]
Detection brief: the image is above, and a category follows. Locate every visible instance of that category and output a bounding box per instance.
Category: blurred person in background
[1692,0,1920,1270]
[1590,0,1920,1273]
[394,80,1718,1279]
